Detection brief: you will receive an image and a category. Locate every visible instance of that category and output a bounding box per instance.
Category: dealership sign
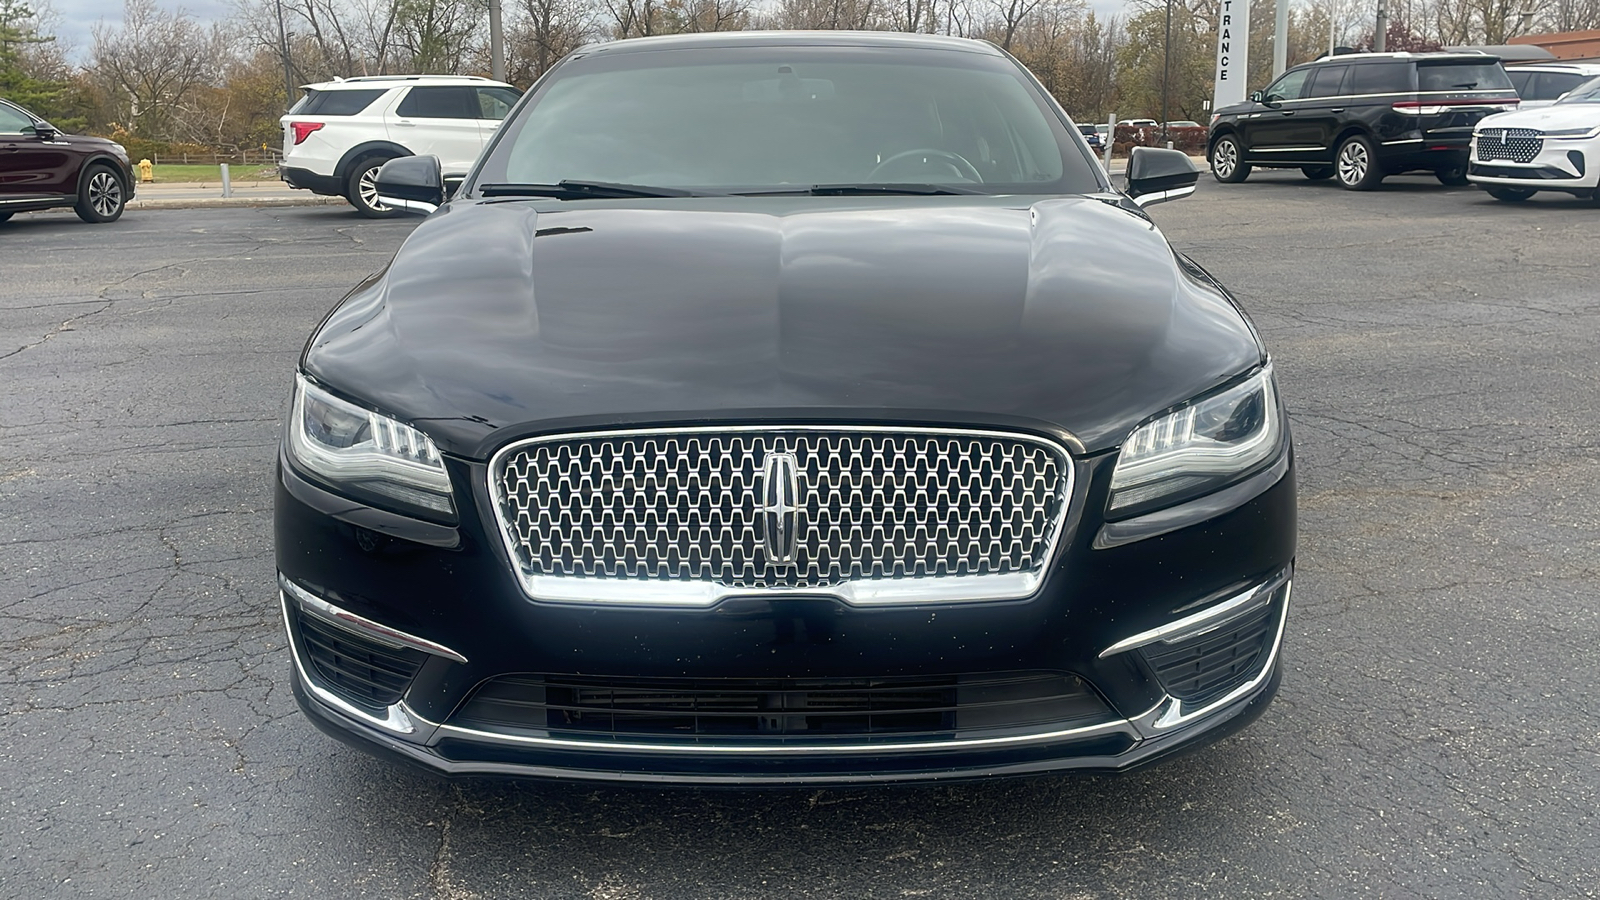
[1214,0,1250,109]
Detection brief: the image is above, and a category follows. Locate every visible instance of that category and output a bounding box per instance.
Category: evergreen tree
[0,0,69,118]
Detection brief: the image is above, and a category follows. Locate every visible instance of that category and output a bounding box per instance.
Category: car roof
[300,74,514,91]
[573,30,1004,58]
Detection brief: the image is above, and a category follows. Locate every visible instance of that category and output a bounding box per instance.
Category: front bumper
[274,437,1297,785]
[1468,134,1600,190]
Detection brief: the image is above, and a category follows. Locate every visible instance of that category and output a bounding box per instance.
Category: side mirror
[1250,91,1264,103]
[375,155,444,216]
[28,123,57,140]
[1123,146,1200,208]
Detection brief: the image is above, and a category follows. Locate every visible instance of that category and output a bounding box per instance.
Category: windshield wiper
[479,180,695,200]
[737,183,983,197]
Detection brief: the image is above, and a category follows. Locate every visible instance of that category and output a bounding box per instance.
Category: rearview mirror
[1123,146,1200,207]
[375,155,444,216]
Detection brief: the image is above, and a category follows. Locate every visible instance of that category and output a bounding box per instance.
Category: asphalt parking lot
[3,173,1599,898]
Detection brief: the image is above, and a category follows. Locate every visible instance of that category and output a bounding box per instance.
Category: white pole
[220,163,232,198]
[1103,114,1116,170]
[1274,0,1289,76]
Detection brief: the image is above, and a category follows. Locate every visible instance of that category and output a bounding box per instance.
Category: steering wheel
[868,148,984,184]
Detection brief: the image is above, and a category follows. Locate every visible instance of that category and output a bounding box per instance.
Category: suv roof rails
[334,74,494,83]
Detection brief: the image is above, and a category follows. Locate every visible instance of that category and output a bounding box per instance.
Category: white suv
[279,75,521,217]
[1505,63,1600,109]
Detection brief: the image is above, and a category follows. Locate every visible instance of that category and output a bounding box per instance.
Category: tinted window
[1417,62,1513,92]
[476,87,521,120]
[1306,65,1349,98]
[479,47,1097,195]
[0,102,33,133]
[1263,68,1311,101]
[296,89,387,116]
[397,86,478,119]
[1348,62,1411,94]
[1507,69,1534,95]
[1533,71,1587,99]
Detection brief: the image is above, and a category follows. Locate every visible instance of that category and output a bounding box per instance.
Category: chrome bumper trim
[430,717,1136,756]
[279,575,467,664]
[1098,568,1290,658]
[279,590,418,735]
[1132,580,1291,733]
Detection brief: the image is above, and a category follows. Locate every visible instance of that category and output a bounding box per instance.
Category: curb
[128,196,346,210]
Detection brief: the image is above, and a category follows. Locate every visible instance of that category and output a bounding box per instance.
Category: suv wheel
[1435,165,1469,186]
[347,157,401,219]
[1210,135,1250,183]
[74,165,127,223]
[1335,136,1383,191]
[1486,186,1536,202]
[1301,166,1334,180]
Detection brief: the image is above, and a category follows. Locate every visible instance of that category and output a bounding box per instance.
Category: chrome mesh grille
[1476,128,1543,163]
[490,427,1071,602]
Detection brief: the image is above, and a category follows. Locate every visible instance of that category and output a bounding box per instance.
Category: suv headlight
[1108,364,1282,515]
[1544,126,1600,140]
[286,373,455,518]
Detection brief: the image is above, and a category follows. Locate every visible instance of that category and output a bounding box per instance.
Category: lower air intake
[294,608,426,711]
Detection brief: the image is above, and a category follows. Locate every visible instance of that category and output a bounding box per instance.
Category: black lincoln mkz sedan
[275,31,1296,785]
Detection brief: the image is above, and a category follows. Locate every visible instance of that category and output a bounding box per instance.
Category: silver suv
[279,75,520,217]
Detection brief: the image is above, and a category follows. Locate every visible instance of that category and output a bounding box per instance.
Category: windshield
[1557,75,1600,103]
[474,45,1101,196]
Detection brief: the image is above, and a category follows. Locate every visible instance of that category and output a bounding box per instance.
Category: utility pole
[1273,0,1288,76]
[1162,0,1172,142]
[489,0,505,83]
[1374,0,1387,52]
[275,0,295,111]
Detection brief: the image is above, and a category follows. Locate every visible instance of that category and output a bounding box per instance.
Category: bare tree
[91,0,224,140]
[510,0,594,82]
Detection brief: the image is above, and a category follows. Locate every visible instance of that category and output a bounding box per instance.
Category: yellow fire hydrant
[137,159,154,183]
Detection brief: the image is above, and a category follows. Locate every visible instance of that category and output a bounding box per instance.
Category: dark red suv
[0,98,135,224]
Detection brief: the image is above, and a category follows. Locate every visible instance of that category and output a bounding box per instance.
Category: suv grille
[490,427,1071,603]
[1477,128,1543,163]
[451,672,1111,742]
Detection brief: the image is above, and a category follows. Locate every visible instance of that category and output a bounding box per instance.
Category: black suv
[1207,52,1519,190]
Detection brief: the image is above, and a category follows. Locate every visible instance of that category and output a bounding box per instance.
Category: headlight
[1544,126,1600,139]
[1108,364,1282,515]
[286,373,455,518]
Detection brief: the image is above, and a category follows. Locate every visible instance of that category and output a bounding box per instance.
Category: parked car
[1468,74,1600,201]
[277,31,1294,786]
[0,97,134,224]
[278,74,522,217]
[1121,118,1159,127]
[1077,123,1103,148]
[1165,120,1203,129]
[1504,62,1600,109]
[1208,51,1520,190]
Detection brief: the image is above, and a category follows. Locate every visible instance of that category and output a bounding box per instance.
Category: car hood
[304,196,1263,458]
[1478,103,1600,130]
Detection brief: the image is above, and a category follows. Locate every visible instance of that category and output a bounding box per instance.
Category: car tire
[1210,135,1250,183]
[1334,135,1383,191]
[1435,165,1470,186]
[73,165,127,223]
[346,156,401,219]
[1486,186,1536,202]
[1301,166,1335,180]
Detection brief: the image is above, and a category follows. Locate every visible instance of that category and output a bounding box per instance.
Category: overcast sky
[50,0,1132,63]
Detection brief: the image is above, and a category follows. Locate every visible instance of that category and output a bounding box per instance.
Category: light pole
[1161,0,1172,143]
[489,0,505,82]
[275,0,294,112]
[1374,0,1387,51]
